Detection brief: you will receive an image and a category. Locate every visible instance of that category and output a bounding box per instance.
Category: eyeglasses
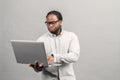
[45,20,59,26]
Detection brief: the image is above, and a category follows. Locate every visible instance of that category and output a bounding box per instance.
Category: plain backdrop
[0,0,120,80]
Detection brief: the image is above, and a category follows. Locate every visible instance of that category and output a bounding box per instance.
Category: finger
[47,56,50,60]
[47,56,51,61]
[35,60,38,64]
[28,64,32,67]
[34,60,39,66]
[29,64,34,67]
[39,63,43,67]
[48,56,54,62]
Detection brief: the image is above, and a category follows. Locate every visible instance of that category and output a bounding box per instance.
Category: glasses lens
[45,20,59,26]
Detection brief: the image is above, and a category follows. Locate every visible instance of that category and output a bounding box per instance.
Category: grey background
[0,0,120,80]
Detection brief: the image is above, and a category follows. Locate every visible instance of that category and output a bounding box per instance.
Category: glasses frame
[45,20,59,26]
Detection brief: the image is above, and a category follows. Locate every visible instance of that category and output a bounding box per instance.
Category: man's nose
[49,24,53,27]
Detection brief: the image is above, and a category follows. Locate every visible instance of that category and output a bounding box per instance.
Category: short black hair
[46,10,63,21]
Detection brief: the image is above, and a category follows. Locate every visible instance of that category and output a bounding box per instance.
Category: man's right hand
[29,60,44,72]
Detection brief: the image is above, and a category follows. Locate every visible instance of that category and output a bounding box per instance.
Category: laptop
[11,40,48,68]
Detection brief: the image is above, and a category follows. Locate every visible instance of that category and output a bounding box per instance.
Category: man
[29,10,80,80]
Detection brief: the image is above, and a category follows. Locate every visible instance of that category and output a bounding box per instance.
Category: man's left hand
[47,55,54,62]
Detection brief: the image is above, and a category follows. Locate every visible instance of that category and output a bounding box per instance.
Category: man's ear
[59,20,62,25]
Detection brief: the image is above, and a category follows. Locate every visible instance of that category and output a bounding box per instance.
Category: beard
[50,25,62,35]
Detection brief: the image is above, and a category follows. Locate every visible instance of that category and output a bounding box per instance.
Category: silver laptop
[11,40,48,67]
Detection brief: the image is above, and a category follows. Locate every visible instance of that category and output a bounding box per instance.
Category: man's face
[45,14,62,34]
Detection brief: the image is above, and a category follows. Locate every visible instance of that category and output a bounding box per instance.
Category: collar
[48,30,64,37]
